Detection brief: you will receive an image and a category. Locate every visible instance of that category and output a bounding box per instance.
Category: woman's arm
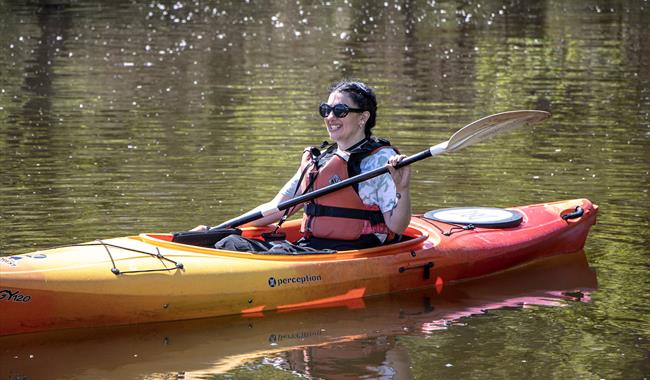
[192,167,304,231]
[382,155,412,234]
[239,192,302,227]
[191,192,303,231]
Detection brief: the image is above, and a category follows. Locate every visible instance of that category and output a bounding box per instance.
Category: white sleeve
[357,148,399,213]
[279,167,302,197]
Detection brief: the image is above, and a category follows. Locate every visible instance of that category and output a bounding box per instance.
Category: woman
[195,80,411,252]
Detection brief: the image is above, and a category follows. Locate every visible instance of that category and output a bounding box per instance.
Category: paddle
[212,110,550,230]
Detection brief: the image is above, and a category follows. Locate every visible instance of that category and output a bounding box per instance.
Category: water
[1,0,648,378]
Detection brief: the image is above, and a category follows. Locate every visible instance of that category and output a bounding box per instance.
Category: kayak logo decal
[0,254,47,267]
[26,254,47,259]
[0,257,18,267]
[0,289,32,303]
[268,274,322,288]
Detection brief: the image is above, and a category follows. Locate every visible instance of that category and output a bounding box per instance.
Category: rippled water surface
[1,0,648,379]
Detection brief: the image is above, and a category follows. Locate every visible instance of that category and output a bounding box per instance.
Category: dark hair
[330,80,377,137]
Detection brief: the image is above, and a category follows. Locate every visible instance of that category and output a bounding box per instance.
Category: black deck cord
[424,219,476,236]
[443,224,476,236]
[71,241,184,275]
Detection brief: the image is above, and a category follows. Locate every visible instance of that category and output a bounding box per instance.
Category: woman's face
[323,91,368,150]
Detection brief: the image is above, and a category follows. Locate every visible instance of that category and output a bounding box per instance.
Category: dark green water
[0,0,648,379]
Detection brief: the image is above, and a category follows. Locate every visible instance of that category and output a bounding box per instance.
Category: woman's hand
[386,154,411,192]
[383,154,412,235]
[190,225,209,232]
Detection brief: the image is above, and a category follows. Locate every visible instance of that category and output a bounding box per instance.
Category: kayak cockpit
[138,219,431,258]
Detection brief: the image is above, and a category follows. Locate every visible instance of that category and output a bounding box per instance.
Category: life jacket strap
[304,203,385,225]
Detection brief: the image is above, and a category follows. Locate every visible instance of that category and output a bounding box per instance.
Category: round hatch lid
[423,207,523,228]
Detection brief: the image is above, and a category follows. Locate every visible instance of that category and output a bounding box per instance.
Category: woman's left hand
[383,154,412,235]
[387,154,411,191]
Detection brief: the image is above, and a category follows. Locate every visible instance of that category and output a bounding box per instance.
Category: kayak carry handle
[561,206,584,221]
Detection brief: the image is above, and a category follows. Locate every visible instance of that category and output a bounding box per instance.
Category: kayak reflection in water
[193,80,411,252]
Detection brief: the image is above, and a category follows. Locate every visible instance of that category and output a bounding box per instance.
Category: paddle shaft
[213,145,439,229]
[211,110,550,230]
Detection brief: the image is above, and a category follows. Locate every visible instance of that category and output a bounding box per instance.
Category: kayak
[0,198,597,336]
[1,250,596,379]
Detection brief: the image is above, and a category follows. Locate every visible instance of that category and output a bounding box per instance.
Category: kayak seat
[171,228,242,247]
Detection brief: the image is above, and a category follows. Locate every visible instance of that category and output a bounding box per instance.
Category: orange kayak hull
[0,199,597,336]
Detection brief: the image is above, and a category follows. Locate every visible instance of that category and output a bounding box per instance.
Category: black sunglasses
[319,103,364,118]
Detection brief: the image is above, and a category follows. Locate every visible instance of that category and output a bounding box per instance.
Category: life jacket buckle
[261,232,287,242]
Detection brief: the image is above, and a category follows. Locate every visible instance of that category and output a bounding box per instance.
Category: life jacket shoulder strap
[347,137,392,155]
[347,137,396,192]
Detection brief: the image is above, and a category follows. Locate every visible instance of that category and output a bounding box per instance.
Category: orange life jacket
[299,138,395,241]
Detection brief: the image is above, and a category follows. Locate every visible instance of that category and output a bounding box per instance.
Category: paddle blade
[446,110,550,152]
